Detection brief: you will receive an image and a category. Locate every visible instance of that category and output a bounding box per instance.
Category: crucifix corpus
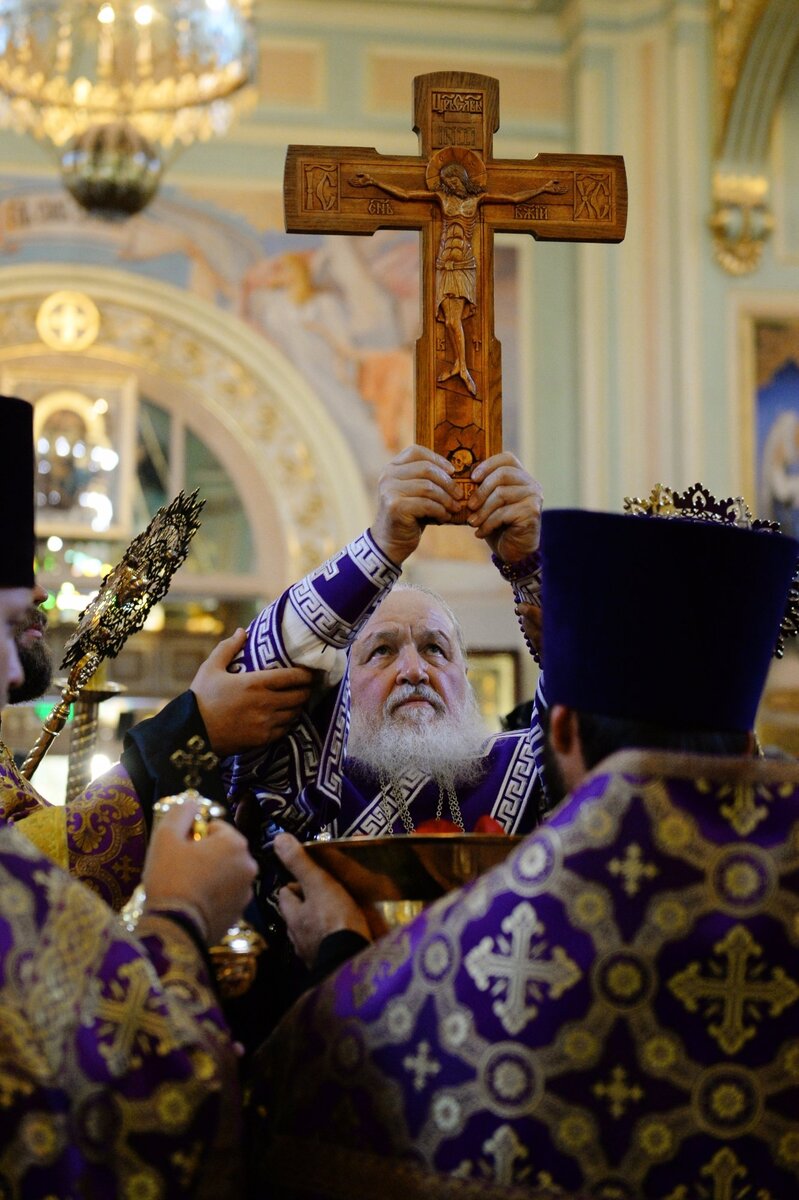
[284,71,628,516]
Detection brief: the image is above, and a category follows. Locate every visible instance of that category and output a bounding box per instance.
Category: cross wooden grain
[284,71,627,515]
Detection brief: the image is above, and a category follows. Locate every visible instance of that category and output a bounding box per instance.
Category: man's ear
[549,705,579,754]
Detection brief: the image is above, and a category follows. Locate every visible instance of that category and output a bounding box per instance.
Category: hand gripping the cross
[369,445,463,565]
[370,446,543,568]
[466,451,543,565]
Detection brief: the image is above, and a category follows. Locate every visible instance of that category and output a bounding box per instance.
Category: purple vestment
[0,822,242,1197]
[0,740,147,909]
[226,531,545,843]
[252,749,799,1198]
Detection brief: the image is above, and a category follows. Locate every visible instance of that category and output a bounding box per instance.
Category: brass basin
[305,834,520,927]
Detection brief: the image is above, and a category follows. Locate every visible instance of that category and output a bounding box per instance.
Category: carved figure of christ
[284,71,627,514]
[350,164,567,398]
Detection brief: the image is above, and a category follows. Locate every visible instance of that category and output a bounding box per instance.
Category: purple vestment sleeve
[0,744,148,911]
[0,824,243,1196]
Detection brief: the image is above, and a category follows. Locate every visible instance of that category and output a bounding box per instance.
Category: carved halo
[426,146,487,193]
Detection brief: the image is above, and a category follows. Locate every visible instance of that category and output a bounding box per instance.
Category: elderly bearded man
[226,444,547,855]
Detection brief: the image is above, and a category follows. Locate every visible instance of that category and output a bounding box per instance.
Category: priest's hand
[369,445,462,565]
[191,628,315,755]
[143,801,258,945]
[466,451,543,564]
[274,833,377,969]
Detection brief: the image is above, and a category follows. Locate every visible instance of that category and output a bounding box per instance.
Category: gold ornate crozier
[64,678,126,804]
[21,490,205,781]
[284,71,628,516]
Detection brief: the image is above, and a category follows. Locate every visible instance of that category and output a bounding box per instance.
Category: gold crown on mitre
[623,482,799,658]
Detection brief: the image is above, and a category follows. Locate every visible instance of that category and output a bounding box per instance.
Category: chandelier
[0,1,255,219]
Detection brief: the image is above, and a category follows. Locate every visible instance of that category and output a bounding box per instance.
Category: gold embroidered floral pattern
[95,958,188,1074]
[251,752,799,1198]
[571,886,608,927]
[650,896,690,936]
[455,1124,532,1185]
[592,1064,644,1117]
[352,931,412,1007]
[0,825,239,1196]
[697,777,772,837]
[701,1145,769,1198]
[694,1065,762,1136]
[561,1028,600,1067]
[607,841,658,895]
[637,1118,674,1160]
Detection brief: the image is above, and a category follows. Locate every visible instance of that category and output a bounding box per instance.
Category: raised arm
[240,445,462,676]
[483,179,568,205]
[350,172,432,204]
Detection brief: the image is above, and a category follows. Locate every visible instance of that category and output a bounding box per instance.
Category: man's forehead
[358,591,457,640]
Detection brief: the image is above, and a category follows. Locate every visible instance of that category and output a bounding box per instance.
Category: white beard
[347,682,490,792]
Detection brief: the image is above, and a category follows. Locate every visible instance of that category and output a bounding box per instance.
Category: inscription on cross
[284,71,627,514]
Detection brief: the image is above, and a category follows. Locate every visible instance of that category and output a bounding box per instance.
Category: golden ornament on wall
[36,291,101,351]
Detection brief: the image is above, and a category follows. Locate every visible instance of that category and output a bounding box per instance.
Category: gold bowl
[305,834,520,927]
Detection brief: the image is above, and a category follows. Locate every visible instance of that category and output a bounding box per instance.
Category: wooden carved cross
[284,71,627,514]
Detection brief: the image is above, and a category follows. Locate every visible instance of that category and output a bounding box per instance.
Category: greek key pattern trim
[290,577,354,649]
[491,733,540,833]
[351,531,401,589]
[317,684,349,804]
[249,600,290,669]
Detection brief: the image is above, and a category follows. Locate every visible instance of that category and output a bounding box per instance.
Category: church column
[671,7,713,489]
[568,0,711,506]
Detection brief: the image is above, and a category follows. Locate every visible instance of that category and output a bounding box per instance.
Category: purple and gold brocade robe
[226,531,546,843]
[0,822,243,1198]
[0,739,146,909]
[252,749,799,1199]
[0,688,224,911]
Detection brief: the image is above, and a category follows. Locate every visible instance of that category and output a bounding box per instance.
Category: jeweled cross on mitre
[284,71,627,515]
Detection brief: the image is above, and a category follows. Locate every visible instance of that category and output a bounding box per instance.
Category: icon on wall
[33,385,135,540]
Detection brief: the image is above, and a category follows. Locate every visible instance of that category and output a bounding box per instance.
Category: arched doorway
[0,264,372,797]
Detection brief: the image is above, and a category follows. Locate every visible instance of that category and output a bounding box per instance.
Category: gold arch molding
[711,0,799,274]
[0,264,371,593]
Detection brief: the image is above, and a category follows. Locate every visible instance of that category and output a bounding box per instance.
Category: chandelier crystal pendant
[0,0,255,219]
